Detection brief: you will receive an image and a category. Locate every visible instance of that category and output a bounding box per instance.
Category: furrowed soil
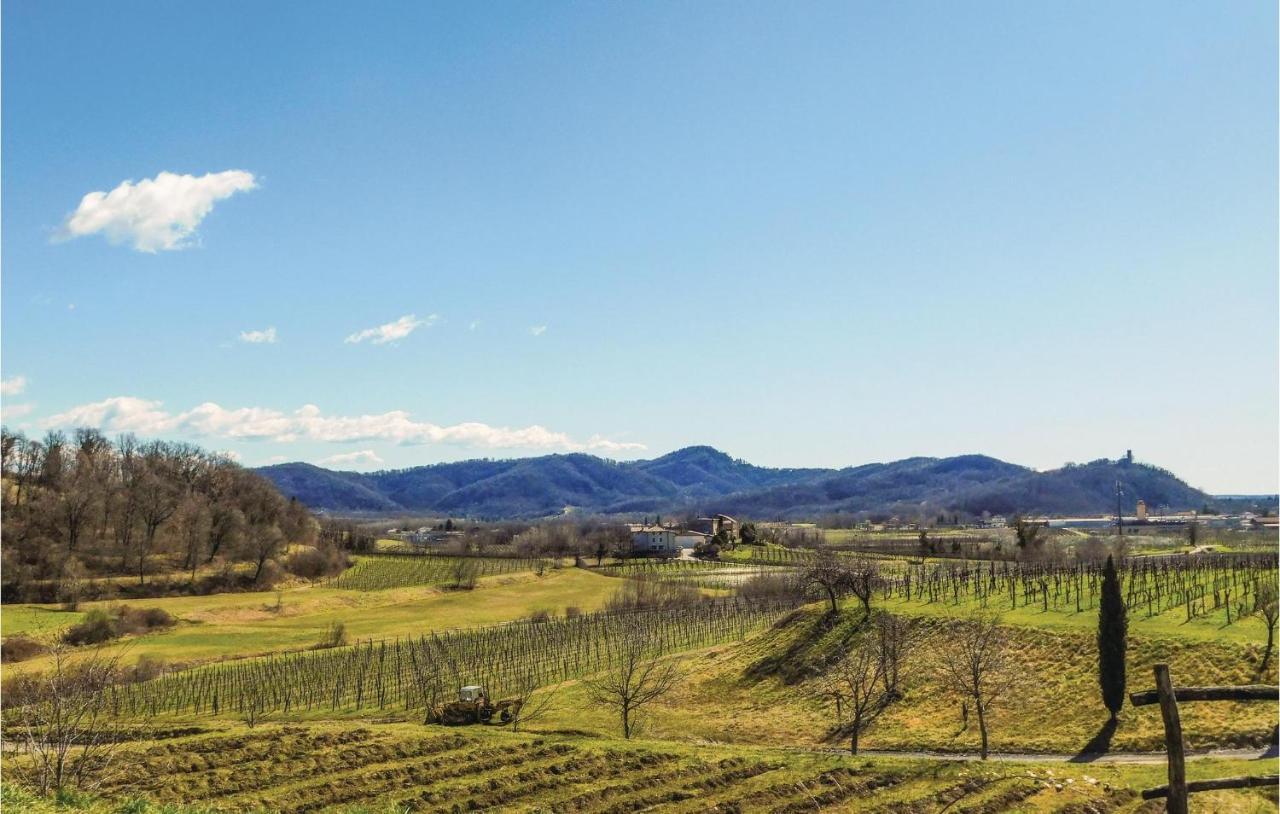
[3,722,1275,813]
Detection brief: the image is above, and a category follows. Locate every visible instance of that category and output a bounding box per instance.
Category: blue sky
[2,1,1276,492]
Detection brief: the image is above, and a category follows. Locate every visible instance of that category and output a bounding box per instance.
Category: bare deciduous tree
[935,611,1017,759]
[583,620,682,739]
[504,668,560,732]
[823,637,886,755]
[6,645,136,796]
[802,549,856,614]
[875,612,926,699]
[802,550,879,615]
[1253,580,1278,678]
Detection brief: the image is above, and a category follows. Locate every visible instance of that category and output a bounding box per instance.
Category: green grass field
[1,567,620,676]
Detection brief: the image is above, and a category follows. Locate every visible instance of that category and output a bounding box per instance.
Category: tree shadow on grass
[743,607,865,685]
[1068,718,1118,763]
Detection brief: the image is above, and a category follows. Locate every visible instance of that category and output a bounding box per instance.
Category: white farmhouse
[630,524,679,555]
[674,530,709,550]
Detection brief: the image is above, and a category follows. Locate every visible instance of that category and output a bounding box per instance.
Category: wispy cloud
[43,396,645,453]
[530,325,547,337]
[345,314,436,345]
[58,170,257,252]
[239,326,278,344]
[1,376,27,396]
[319,450,385,469]
[2,403,34,420]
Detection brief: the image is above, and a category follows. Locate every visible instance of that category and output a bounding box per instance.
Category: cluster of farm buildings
[628,514,738,555]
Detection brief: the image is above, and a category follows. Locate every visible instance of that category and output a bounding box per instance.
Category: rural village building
[686,514,739,541]
[630,524,679,554]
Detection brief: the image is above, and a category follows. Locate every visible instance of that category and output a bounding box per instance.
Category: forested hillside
[258,447,1211,520]
[1,428,319,602]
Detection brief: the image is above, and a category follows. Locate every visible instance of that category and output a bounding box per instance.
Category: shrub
[129,654,167,683]
[448,559,480,590]
[528,609,552,624]
[605,577,702,612]
[1,635,45,662]
[63,609,118,645]
[117,606,177,634]
[314,622,348,649]
[286,546,346,580]
[61,605,176,646]
[564,606,582,619]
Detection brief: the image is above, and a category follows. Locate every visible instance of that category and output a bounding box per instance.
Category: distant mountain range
[255,446,1214,520]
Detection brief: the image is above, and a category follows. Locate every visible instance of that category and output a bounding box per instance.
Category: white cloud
[264,455,288,464]
[239,326,278,344]
[219,449,243,462]
[2,403,34,420]
[59,170,257,252]
[43,396,646,453]
[319,450,385,469]
[1,376,27,396]
[530,325,547,337]
[345,314,437,345]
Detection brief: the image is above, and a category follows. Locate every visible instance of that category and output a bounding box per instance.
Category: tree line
[1,428,322,602]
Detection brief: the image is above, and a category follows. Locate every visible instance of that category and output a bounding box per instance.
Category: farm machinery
[428,685,523,725]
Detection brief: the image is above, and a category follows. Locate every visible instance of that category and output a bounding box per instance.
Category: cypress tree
[1098,554,1128,721]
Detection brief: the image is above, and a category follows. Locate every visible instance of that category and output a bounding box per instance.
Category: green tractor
[429,685,523,726]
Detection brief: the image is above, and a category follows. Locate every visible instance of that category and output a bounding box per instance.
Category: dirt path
[801,745,1278,764]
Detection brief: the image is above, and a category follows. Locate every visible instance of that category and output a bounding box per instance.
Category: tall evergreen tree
[1098,554,1128,721]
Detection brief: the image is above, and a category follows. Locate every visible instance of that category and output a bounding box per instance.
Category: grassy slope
[1,567,618,676]
[533,603,1275,755]
[4,721,1275,813]
[876,591,1273,646]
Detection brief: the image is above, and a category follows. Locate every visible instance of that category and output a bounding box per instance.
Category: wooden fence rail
[1129,663,1278,813]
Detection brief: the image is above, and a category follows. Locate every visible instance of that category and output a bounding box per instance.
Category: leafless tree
[5,645,136,796]
[176,494,212,583]
[803,549,856,614]
[846,555,879,615]
[449,557,480,590]
[504,668,560,732]
[935,611,1017,759]
[133,444,182,584]
[803,549,878,615]
[241,684,268,729]
[583,620,682,739]
[823,637,886,754]
[875,612,926,699]
[1253,580,1278,678]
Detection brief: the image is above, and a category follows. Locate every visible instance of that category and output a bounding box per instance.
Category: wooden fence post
[1154,663,1188,814]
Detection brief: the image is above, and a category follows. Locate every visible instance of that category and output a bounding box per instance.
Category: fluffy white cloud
[239,326,278,344]
[1,376,27,396]
[43,397,645,453]
[319,450,385,469]
[530,325,547,337]
[59,170,257,252]
[345,314,437,345]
